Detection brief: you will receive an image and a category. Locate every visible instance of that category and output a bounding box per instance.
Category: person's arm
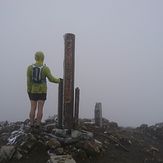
[45,66,60,83]
[27,66,32,92]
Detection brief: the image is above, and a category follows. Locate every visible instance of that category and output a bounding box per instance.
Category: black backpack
[32,64,45,83]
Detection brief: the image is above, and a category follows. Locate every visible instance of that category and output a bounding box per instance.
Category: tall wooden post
[63,33,75,129]
[74,87,80,128]
[58,79,63,128]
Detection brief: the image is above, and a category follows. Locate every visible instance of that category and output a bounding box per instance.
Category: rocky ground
[0,118,163,163]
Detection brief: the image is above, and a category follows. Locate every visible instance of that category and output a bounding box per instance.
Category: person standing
[27,51,60,128]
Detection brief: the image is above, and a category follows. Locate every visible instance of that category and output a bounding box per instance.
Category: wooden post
[63,33,75,129]
[58,79,63,128]
[74,87,80,128]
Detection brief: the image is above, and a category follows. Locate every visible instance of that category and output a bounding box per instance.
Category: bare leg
[29,100,37,126]
[36,100,45,126]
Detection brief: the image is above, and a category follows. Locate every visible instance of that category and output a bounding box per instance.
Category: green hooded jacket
[27,63,60,93]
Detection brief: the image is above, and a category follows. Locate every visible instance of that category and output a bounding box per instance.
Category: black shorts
[28,93,47,101]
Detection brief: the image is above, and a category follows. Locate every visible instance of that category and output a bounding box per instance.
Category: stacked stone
[94,103,102,127]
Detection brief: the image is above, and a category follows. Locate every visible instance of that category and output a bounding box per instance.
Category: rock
[13,150,23,160]
[146,146,160,155]
[94,139,102,145]
[7,129,25,145]
[73,149,87,160]
[119,137,132,145]
[144,158,163,163]
[76,140,102,156]
[80,130,93,140]
[52,129,70,138]
[0,121,9,128]
[1,118,163,163]
[140,124,148,129]
[55,147,64,155]
[63,137,75,144]
[45,115,58,124]
[155,123,163,128]
[23,119,30,125]
[150,146,159,152]
[46,138,61,149]
[44,124,56,133]
[20,133,37,151]
[0,133,10,142]
[108,122,119,129]
[0,145,15,162]
[47,155,76,163]
[71,130,82,139]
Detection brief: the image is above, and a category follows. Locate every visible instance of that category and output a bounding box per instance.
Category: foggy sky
[0,0,163,127]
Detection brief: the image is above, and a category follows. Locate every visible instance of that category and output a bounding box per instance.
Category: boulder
[44,124,56,133]
[52,129,70,138]
[76,140,102,156]
[13,150,23,160]
[47,154,76,163]
[20,133,37,151]
[55,147,64,155]
[71,130,82,138]
[0,145,15,162]
[7,129,25,145]
[46,138,61,149]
